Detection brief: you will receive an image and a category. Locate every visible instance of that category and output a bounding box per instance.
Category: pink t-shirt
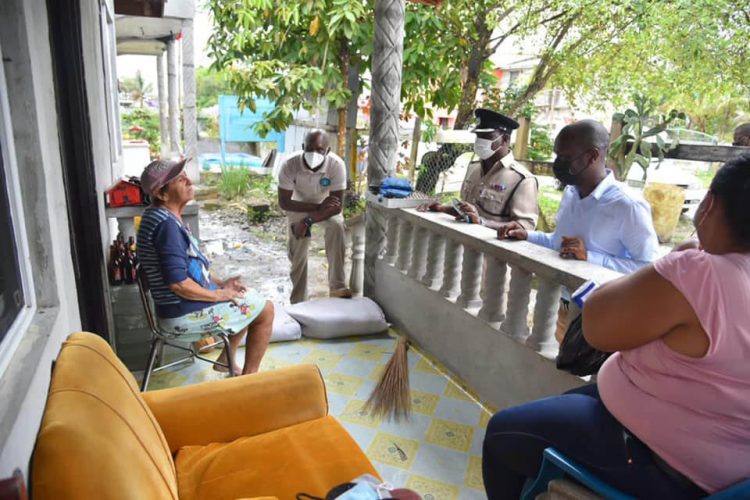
[598,250,750,492]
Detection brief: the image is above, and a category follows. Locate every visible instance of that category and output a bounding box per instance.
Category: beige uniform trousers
[287,213,347,304]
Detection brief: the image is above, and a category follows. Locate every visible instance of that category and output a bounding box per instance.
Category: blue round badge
[320,177,331,187]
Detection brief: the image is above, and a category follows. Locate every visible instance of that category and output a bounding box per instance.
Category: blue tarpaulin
[218,95,286,167]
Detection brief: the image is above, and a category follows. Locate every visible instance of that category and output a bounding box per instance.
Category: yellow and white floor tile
[145,333,491,500]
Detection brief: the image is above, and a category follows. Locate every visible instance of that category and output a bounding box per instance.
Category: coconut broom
[364,336,411,421]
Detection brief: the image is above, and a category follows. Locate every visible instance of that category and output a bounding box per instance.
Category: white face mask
[303,152,326,169]
[473,137,496,160]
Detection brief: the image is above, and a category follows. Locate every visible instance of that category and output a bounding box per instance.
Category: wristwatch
[303,216,314,228]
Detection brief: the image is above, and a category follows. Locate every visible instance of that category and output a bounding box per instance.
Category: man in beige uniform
[278,129,351,303]
[421,108,539,231]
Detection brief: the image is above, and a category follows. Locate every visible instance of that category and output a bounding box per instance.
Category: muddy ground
[198,204,352,306]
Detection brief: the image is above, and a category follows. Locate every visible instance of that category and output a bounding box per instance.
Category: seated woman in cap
[136,158,273,375]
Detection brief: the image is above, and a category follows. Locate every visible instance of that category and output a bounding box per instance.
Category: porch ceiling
[115,16,182,55]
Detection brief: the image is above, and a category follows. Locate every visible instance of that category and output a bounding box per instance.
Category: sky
[116,6,213,89]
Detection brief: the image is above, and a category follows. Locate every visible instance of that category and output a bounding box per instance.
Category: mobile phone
[452,199,471,223]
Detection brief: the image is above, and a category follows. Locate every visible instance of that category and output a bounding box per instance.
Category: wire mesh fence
[415,143,473,196]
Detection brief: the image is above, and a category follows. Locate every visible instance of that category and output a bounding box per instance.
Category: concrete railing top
[392,207,622,291]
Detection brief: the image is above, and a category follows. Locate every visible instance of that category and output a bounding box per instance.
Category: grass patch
[218,167,250,200]
[694,167,715,189]
[437,191,459,205]
[538,186,561,232]
[343,195,366,220]
[247,173,275,199]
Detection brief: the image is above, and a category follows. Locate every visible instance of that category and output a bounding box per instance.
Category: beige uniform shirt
[460,152,539,230]
[278,151,347,204]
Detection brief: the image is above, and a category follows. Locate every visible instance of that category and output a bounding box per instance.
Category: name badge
[320,177,331,187]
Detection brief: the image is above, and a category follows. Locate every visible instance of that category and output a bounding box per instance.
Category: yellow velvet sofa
[31,332,379,499]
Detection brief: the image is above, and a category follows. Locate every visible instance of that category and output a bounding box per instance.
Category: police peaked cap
[472,108,519,133]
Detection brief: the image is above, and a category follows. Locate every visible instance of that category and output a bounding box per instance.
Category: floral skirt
[157,289,266,342]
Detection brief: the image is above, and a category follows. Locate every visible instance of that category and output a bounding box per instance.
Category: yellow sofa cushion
[32,333,179,500]
[175,416,379,500]
[143,364,330,454]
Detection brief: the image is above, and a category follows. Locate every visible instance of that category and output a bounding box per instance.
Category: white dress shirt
[528,171,659,274]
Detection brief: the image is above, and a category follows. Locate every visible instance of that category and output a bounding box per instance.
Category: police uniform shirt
[460,151,539,230]
[278,151,347,205]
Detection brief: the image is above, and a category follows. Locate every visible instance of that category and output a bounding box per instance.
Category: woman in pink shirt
[482,156,750,499]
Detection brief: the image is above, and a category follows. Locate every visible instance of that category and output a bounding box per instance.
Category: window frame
[0,41,38,378]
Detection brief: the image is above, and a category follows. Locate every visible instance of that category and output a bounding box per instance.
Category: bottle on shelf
[111,243,123,286]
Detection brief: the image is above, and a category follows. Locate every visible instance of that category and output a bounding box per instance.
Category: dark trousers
[482,384,701,500]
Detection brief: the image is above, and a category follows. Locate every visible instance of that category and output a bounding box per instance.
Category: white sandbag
[240,303,301,345]
[285,297,388,339]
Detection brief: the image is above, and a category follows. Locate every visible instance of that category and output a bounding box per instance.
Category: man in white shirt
[278,129,351,303]
[498,120,659,272]
[499,120,659,340]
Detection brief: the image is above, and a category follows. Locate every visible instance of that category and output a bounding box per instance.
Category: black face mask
[553,152,590,186]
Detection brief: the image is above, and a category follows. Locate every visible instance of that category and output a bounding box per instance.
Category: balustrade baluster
[439,239,463,299]
[396,220,413,272]
[384,214,400,265]
[527,280,562,358]
[501,266,532,340]
[421,232,445,289]
[349,223,365,296]
[478,258,509,325]
[456,247,483,309]
[408,226,428,280]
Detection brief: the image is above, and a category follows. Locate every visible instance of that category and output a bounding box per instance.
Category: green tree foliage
[207,0,372,157]
[120,70,153,108]
[208,0,749,145]
[195,67,233,109]
[550,1,750,117]
[121,108,160,158]
[406,0,749,130]
[528,124,554,161]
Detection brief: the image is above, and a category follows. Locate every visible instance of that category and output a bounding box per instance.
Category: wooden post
[408,116,421,182]
[513,116,530,160]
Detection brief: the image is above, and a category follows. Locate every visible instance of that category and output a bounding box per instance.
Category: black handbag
[556,313,612,376]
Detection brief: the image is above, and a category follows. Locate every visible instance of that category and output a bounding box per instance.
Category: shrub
[121,108,161,158]
[218,167,249,200]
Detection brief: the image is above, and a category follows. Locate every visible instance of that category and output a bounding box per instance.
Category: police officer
[420,108,539,232]
[278,129,351,304]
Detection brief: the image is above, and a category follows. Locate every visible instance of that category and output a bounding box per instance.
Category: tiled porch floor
[144,332,491,500]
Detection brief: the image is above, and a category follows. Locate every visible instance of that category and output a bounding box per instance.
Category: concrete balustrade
[369,203,622,409]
